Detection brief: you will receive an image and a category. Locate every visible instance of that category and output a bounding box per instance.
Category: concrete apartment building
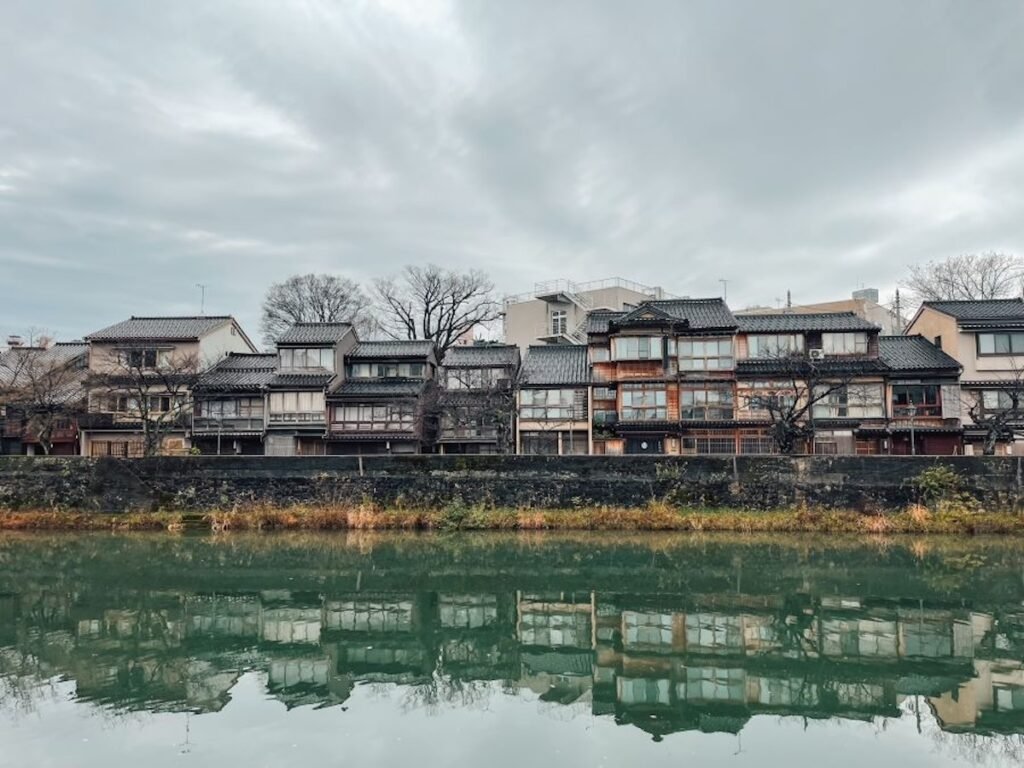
[503,278,670,351]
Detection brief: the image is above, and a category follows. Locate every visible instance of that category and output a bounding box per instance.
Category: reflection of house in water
[518,592,595,705]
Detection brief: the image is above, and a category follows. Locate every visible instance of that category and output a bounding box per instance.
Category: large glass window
[892,384,940,417]
[611,336,664,361]
[333,404,415,431]
[348,362,424,378]
[197,398,263,419]
[981,390,1022,413]
[280,347,335,370]
[978,333,1024,355]
[741,381,798,414]
[268,391,325,421]
[519,389,584,420]
[821,333,868,355]
[681,386,734,420]
[812,384,884,419]
[117,348,170,369]
[620,383,667,421]
[445,368,502,389]
[747,335,804,358]
[679,338,734,371]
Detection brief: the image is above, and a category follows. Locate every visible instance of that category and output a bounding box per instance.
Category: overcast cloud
[2,0,1023,341]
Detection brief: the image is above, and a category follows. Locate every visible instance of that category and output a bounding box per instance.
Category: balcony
[439,426,499,441]
[267,412,325,425]
[329,420,415,434]
[192,417,265,434]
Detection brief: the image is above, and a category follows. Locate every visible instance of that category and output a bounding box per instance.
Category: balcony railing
[330,421,415,433]
[192,417,265,433]
[267,412,325,424]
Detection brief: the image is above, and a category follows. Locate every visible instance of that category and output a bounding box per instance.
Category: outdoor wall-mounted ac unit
[808,348,826,360]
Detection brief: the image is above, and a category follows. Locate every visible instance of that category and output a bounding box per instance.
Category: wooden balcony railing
[192,417,265,433]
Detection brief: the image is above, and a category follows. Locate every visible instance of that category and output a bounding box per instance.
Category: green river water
[0,531,1023,767]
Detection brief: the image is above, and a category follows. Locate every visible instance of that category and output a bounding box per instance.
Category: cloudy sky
[2,1,1023,341]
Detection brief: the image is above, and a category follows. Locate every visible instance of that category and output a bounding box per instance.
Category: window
[679,338,734,370]
[519,389,585,420]
[593,409,617,425]
[334,404,415,431]
[682,433,736,454]
[593,387,616,401]
[620,383,667,421]
[981,390,1021,413]
[822,333,868,356]
[520,432,559,455]
[551,310,567,336]
[348,362,424,379]
[268,391,326,421]
[590,347,610,362]
[747,335,804,358]
[118,348,168,368]
[681,386,734,420]
[611,336,663,361]
[197,398,263,419]
[742,381,797,414]
[892,384,941,417]
[812,384,884,419]
[978,333,1024,355]
[445,368,502,389]
[280,347,335,370]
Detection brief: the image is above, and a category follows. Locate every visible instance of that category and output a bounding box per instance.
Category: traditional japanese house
[587,299,739,455]
[735,312,887,455]
[876,335,963,455]
[326,340,438,454]
[0,341,88,455]
[906,299,1024,454]
[437,344,520,454]
[80,316,257,457]
[516,345,590,455]
[191,353,277,455]
[265,322,356,457]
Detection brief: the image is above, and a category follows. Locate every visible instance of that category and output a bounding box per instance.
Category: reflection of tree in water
[400,673,497,715]
[908,696,1024,767]
[0,649,61,716]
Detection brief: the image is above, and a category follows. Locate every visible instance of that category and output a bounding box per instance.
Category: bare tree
[741,354,866,454]
[86,347,203,457]
[438,367,517,453]
[261,273,375,347]
[374,265,500,357]
[903,252,1024,302]
[962,362,1024,455]
[0,345,87,455]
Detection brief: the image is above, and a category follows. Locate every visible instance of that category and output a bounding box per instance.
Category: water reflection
[1,533,1023,744]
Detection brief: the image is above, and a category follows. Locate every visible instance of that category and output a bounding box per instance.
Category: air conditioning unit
[808,348,826,361]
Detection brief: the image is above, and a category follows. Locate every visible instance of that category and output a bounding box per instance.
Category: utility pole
[893,290,903,335]
[786,290,792,309]
[719,279,728,302]
[196,284,207,315]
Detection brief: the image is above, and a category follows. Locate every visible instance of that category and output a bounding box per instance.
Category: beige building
[503,278,670,351]
[907,299,1024,454]
[80,316,257,457]
[738,288,904,334]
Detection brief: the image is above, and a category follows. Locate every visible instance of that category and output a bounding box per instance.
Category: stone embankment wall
[0,455,1020,513]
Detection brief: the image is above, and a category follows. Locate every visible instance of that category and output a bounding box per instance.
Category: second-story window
[679,338,734,371]
[611,336,663,361]
[118,348,169,368]
[680,385,734,420]
[978,333,1024,355]
[821,333,868,355]
[349,362,425,378]
[519,389,582,420]
[551,310,568,336]
[892,385,940,417]
[747,335,804,358]
[812,384,884,419]
[620,383,667,421]
[445,368,502,389]
[280,348,335,370]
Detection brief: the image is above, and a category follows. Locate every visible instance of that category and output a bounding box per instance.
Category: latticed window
[682,431,736,454]
[679,338,734,370]
[620,383,667,421]
[681,385,734,420]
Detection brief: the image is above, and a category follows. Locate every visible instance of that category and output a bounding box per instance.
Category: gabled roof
[441,344,520,368]
[520,345,589,386]
[194,353,278,392]
[878,336,961,373]
[277,323,353,345]
[919,299,1024,328]
[589,299,737,335]
[349,341,436,359]
[331,379,427,398]
[736,312,880,333]
[85,316,238,342]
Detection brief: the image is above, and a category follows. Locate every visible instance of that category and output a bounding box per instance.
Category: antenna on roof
[719,279,728,301]
[196,284,207,315]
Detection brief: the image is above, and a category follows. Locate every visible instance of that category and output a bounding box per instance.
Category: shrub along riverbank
[1,498,1023,535]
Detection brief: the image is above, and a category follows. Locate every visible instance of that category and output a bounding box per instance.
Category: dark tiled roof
[878,336,961,372]
[331,379,426,398]
[442,344,519,368]
[195,353,278,392]
[923,299,1024,328]
[736,312,880,333]
[349,341,435,358]
[737,357,888,376]
[0,343,88,398]
[520,345,589,386]
[587,299,736,334]
[268,371,334,389]
[86,316,233,341]
[277,323,353,345]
